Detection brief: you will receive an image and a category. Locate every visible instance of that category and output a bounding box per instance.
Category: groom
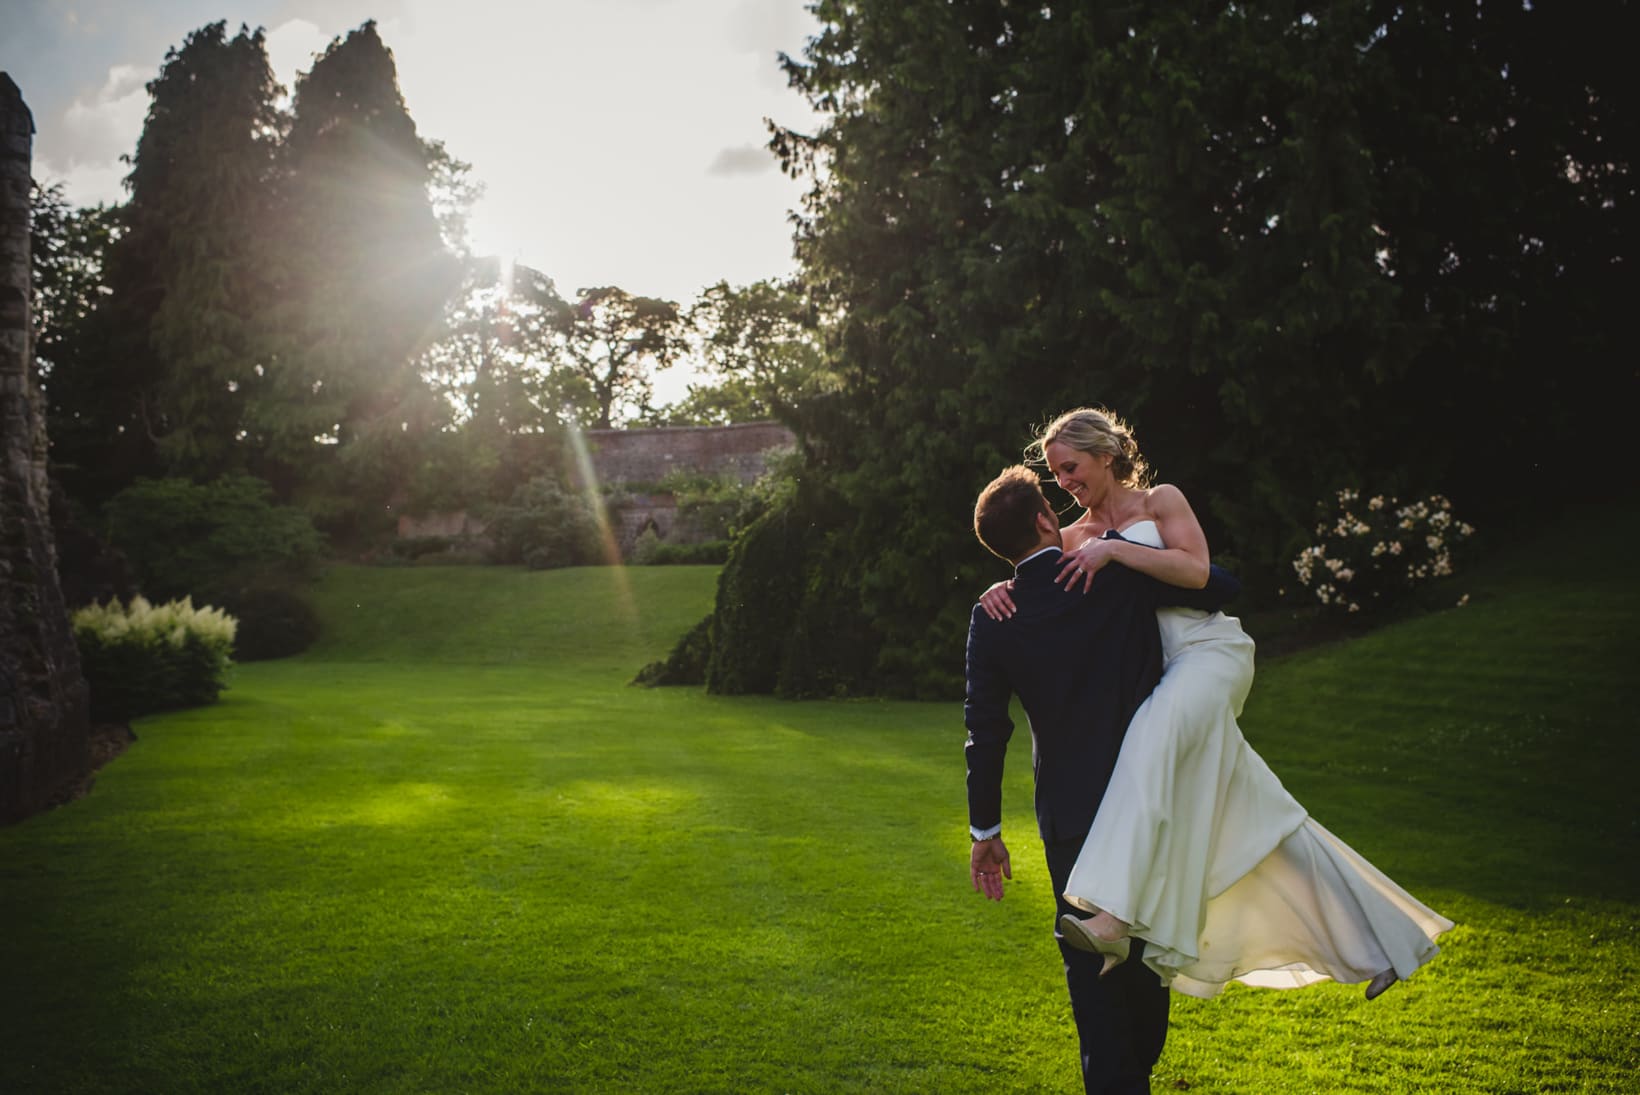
[964,466,1240,1094]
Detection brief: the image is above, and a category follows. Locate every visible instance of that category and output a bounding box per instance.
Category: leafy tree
[1349,0,1634,513]
[102,475,323,605]
[96,21,285,482]
[421,256,576,441]
[28,183,114,384]
[661,279,830,425]
[547,286,686,428]
[406,256,583,515]
[28,183,124,501]
[689,0,1632,698]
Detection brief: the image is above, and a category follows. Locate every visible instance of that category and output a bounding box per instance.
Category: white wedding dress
[1062,521,1453,998]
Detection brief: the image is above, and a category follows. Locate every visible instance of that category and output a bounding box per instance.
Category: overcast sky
[1,0,823,307]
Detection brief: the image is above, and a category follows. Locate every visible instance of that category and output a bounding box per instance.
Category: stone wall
[0,74,92,822]
[586,422,794,555]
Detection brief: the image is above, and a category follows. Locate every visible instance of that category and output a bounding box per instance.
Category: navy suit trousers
[1044,835,1170,1095]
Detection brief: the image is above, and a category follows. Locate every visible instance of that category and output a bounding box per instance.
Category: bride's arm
[1056,485,1212,592]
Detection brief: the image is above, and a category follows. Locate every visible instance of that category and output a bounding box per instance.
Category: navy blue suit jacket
[964,541,1240,843]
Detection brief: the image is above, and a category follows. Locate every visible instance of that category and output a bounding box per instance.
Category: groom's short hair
[974,465,1052,563]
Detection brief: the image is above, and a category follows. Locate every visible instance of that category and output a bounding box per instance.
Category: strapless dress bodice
[1109,519,1242,655]
[1115,519,1164,549]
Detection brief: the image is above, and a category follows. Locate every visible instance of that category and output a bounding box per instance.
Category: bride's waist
[1157,607,1251,651]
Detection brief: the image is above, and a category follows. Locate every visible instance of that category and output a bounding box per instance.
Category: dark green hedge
[632,615,713,687]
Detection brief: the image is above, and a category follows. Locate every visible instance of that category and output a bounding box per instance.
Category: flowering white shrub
[1292,490,1475,614]
[72,596,238,721]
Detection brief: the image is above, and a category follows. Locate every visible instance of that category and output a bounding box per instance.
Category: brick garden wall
[396,421,796,556]
[583,421,794,486]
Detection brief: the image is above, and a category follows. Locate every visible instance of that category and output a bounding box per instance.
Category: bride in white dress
[980,407,1452,999]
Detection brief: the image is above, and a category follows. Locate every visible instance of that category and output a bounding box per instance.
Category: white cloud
[62,64,150,146]
[47,62,152,205]
[707,143,775,177]
[33,154,129,208]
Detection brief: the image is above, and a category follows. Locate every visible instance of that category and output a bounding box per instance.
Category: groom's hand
[970,838,1012,901]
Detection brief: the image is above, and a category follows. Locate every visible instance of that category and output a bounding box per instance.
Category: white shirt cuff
[970,822,1002,841]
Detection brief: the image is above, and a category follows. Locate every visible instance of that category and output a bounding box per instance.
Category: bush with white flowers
[72,596,238,721]
[1291,490,1475,614]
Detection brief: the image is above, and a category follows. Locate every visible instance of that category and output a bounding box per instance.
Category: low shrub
[391,535,458,560]
[488,477,603,569]
[660,461,798,543]
[630,530,731,566]
[215,586,320,662]
[415,548,489,566]
[72,597,237,721]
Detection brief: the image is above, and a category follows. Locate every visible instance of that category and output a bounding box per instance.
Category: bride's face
[1044,441,1112,508]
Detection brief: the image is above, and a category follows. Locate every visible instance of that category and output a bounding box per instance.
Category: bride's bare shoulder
[1144,483,1198,515]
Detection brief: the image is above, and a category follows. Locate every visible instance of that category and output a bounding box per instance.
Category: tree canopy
[547,286,686,429]
[695,0,1634,698]
[95,22,284,482]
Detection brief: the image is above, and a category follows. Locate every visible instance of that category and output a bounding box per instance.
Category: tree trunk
[0,73,92,823]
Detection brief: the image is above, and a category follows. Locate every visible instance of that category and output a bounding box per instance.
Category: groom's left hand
[970,838,1012,901]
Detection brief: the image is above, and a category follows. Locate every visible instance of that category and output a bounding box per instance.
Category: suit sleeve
[1153,563,1242,611]
[963,605,1013,835]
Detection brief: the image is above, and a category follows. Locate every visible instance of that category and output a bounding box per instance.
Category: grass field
[2,504,1637,1093]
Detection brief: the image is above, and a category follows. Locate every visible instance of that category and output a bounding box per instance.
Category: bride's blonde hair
[1029,407,1150,489]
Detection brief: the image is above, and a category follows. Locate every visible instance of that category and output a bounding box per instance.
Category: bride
[979,407,1452,998]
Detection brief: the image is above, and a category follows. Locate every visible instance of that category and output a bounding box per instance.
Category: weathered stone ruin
[0,74,92,823]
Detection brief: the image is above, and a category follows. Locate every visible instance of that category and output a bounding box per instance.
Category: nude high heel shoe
[1058,914,1132,977]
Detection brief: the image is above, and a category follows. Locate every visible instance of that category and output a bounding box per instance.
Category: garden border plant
[71,596,237,721]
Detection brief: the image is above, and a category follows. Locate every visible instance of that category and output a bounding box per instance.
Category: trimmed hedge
[630,530,731,566]
[72,597,237,722]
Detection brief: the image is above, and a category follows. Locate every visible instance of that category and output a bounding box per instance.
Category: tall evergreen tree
[96,22,284,484]
[267,20,459,500]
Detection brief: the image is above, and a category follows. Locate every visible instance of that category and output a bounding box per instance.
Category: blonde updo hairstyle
[1030,407,1151,489]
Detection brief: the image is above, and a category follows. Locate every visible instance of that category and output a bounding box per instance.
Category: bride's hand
[1056,538,1121,593]
[979,580,1016,620]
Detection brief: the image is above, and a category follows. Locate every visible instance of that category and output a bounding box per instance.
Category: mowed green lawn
[3,505,1637,1094]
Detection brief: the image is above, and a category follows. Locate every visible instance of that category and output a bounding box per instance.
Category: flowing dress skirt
[1062,607,1453,998]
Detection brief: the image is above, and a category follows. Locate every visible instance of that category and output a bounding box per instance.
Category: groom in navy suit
[963,466,1240,1095]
